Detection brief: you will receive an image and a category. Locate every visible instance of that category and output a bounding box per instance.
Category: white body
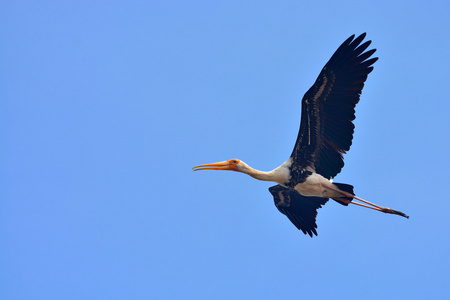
[294,172,338,198]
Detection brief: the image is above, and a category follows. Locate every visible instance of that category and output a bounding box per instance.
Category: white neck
[237,159,292,185]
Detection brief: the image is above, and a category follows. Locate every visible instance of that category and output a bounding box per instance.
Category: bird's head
[192,159,242,172]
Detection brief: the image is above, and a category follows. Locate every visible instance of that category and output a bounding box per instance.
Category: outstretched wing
[269,185,328,237]
[290,33,378,181]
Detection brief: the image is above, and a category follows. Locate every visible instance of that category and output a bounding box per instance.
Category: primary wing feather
[290,33,378,180]
[269,185,328,237]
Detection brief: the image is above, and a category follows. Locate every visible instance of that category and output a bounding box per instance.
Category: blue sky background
[2,1,450,299]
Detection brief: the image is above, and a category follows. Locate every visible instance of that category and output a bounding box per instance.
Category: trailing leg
[321,183,409,219]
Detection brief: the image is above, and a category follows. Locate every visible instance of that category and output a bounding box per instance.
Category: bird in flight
[193,33,408,237]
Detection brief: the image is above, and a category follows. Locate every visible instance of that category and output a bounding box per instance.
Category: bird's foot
[380,207,409,219]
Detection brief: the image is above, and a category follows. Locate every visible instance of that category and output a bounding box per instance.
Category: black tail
[332,183,354,206]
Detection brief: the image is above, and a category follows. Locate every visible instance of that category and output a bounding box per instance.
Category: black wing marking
[290,33,378,181]
[269,185,328,237]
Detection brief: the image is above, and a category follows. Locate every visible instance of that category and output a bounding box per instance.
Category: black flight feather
[289,33,378,181]
[269,185,328,237]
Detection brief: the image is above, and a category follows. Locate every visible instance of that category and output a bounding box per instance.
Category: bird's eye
[231,160,237,163]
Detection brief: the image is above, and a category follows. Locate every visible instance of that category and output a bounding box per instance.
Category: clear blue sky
[2,2,450,299]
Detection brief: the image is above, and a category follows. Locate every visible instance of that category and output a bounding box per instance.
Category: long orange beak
[192,160,238,171]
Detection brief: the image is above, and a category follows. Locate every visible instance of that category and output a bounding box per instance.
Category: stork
[193,33,408,237]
